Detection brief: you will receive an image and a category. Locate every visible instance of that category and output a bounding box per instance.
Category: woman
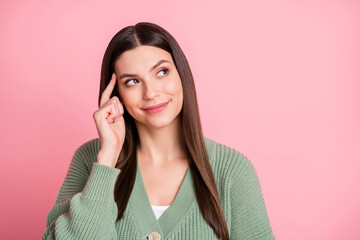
[42,22,275,240]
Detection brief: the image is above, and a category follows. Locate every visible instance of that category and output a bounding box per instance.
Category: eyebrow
[118,59,171,80]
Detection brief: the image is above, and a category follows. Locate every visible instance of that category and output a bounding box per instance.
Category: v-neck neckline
[129,160,196,239]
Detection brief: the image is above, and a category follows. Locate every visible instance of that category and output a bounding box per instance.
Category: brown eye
[125,79,139,86]
[157,68,169,77]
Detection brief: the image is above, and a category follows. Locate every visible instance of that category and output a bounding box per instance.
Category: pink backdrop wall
[1,0,359,239]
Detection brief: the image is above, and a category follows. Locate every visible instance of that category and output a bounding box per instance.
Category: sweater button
[148,231,161,240]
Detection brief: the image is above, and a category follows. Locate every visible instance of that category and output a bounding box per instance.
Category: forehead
[114,45,173,73]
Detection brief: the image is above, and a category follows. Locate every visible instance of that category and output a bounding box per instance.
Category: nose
[143,79,161,100]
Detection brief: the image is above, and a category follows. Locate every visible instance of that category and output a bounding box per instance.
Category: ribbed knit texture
[42,136,275,239]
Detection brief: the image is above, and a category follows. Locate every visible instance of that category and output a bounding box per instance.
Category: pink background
[1,0,359,239]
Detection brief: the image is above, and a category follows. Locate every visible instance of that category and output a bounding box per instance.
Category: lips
[143,101,169,110]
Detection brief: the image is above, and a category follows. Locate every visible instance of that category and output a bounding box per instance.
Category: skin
[113,45,189,206]
[93,73,125,168]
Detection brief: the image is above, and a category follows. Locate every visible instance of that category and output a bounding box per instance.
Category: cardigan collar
[129,159,196,239]
[128,136,215,239]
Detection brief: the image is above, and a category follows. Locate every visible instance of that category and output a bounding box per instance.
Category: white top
[151,204,170,220]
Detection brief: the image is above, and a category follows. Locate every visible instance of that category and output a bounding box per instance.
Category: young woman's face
[114,45,183,129]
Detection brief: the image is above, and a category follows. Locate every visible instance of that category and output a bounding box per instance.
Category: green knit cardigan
[42,136,275,239]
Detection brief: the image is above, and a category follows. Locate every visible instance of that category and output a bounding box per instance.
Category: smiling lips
[143,101,169,113]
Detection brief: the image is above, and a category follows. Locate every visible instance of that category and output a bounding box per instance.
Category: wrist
[97,150,119,168]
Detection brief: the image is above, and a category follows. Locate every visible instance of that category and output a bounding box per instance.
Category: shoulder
[203,136,255,183]
[70,138,101,173]
[205,138,275,239]
[74,138,101,154]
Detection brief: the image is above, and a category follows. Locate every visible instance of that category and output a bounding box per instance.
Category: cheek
[165,76,183,96]
[118,87,136,109]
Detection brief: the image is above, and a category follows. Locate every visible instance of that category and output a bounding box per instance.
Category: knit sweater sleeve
[229,153,275,240]
[41,139,120,240]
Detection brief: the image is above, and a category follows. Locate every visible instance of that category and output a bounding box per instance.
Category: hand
[93,73,125,168]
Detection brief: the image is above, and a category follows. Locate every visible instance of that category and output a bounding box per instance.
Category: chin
[146,116,176,129]
[134,112,179,129]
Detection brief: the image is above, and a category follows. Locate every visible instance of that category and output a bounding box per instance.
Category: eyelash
[125,68,169,86]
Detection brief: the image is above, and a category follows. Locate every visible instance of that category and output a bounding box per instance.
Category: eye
[157,68,169,77]
[125,79,139,86]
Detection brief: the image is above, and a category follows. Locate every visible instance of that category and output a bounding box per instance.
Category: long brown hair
[98,22,229,240]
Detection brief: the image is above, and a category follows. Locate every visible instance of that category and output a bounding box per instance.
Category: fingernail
[114,116,121,122]
[108,118,114,123]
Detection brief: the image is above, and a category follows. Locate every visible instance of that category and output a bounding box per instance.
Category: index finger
[100,73,117,107]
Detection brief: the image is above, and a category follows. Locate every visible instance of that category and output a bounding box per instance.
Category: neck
[135,115,186,166]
